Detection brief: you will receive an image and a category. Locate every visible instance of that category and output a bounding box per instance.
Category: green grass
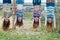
[0,10,60,40]
[0,30,60,40]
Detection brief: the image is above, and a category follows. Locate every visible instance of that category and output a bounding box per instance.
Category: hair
[16,17,23,27]
[46,19,53,30]
[33,19,39,29]
[2,19,10,31]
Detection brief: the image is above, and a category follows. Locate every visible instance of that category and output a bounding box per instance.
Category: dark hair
[2,19,10,31]
[16,17,23,27]
[46,19,53,30]
[33,19,39,29]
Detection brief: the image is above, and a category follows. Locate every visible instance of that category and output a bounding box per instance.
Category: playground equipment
[32,0,41,29]
[13,0,24,29]
[45,0,56,31]
[2,0,12,30]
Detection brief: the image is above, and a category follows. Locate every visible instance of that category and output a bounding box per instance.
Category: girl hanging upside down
[2,0,12,31]
[45,0,56,31]
[14,0,24,28]
[32,0,41,29]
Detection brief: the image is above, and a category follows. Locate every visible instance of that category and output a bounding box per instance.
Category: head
[33,17,39,29]
[2,18,10,31]
[46,18,53,27]
[16,17,23,27]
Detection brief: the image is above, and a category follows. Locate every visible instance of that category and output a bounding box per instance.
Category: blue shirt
[33,0,41,6]
[46,6,55,20]
[46,2,55,7]
[16,0,24,4]
[3,0,11,4]
[15,9,24,19]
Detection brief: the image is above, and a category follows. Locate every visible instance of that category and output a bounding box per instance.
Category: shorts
[33,0,41,6]
[46,2,55,7]
[16,0,24,4]
[3,0,11,4]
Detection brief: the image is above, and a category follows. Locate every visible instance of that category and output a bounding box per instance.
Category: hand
[1,16,3,18]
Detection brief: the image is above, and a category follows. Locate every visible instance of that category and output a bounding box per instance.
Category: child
[45,0,56,31]
[2,0,12,30]
[14,0,24,29]
[32,0,41,30]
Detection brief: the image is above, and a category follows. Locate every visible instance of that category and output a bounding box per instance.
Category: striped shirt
[32,10,41,18]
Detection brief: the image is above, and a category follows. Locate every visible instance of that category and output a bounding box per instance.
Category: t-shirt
[3,4,12,12]
[15,9,24,19]
[46,6,55,19]
[32,10,41,18]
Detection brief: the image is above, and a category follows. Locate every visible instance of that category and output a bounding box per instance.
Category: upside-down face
[16,17,23,27]
[2,18,10,31]
[47,18,52,24]
[33,17,39,29]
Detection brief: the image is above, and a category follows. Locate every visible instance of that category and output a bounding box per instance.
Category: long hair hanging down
[46,20,53,30]
[33,19,39,29]
[16,17,23,27]
[2,19,10,30]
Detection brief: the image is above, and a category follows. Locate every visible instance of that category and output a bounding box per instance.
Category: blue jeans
[16,0,24,4]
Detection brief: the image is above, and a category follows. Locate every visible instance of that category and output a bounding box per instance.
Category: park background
[0,0,60,40]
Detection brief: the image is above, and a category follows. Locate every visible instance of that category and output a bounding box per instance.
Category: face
[34,17,39,22]
[5,18,9,22]
[18,17,22,22]
[47,18,52,23]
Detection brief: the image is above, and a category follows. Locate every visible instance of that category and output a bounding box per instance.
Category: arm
[2,7,4,18]
[45,15,47,26]
[53,15,56,29]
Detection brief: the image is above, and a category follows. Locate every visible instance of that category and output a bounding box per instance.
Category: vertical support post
[12,0,16,29]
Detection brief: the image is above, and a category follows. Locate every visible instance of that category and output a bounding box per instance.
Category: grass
[0,10,60,40]
[0,30,60,40]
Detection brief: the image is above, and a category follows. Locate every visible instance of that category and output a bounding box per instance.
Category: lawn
[0,10,60,40]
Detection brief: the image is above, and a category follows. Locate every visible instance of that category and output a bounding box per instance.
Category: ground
[0,10,60,40]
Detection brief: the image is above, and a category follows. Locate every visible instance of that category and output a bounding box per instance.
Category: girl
[32,0,41,30]
[45,0,56,31]
[2,0,12,30]
[14,0,24,29]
